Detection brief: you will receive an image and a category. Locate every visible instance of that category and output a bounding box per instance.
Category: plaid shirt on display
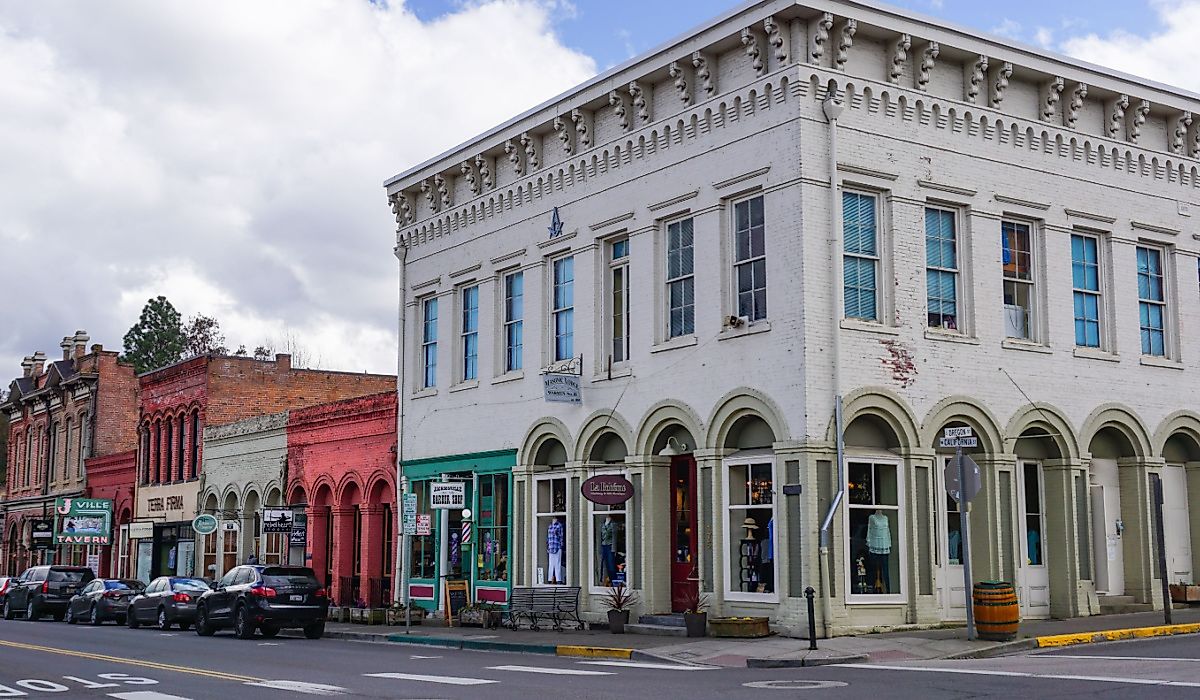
[546,518,564,554]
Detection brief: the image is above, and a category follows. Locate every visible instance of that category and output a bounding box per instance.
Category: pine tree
[122,296,186,374]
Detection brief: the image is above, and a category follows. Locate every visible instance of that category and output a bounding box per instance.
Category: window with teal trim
[1071,234,1102,348]
[409,480,437,579]
[476,474,509,583]
[1137,245,1166,356]
[843,191,879,321]
[925,207,959,330]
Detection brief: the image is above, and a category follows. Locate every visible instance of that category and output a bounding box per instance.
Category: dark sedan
[127,576,210,630]
[195,565,327,639]
[66,579,144,625]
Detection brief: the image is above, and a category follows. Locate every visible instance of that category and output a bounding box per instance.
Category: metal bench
[504,586,583,631]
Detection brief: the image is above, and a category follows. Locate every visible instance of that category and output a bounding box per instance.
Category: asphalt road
[1,617,1199,699]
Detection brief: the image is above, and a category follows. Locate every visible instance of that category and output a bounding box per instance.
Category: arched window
[164,419,174,483]
[190,410,200,479]
[176,413,185,481]
[153,421,162,484]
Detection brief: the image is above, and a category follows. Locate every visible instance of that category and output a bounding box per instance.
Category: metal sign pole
[1152,475,1173,626]
[958,446,976,642]
[401,476,412,635]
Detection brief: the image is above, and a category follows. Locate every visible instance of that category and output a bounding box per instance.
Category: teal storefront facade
[403,450,515,612]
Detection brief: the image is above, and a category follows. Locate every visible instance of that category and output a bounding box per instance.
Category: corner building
[384,0,1200,634]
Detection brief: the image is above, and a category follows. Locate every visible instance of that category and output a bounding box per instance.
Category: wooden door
[670,456,699,612]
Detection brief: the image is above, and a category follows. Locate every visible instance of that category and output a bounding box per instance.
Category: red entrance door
[670,456,699,613]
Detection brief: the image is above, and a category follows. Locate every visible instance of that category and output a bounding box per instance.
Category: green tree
[183,314,227,356]
[122,296,186,373]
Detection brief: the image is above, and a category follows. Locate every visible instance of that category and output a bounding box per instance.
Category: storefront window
[943,457,962,566]
[1024,463,1044,567]
[202,531,217,578]
[476,474,508,582]
[847,460,902,598]
[725,457,776,596]
[410,481,437,580]
[592,499,627,588]
[535,476,568,585]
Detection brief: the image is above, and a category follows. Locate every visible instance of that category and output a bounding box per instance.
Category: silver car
[66,579,144,625]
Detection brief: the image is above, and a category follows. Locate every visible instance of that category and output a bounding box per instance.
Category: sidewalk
[300,607,1200,668]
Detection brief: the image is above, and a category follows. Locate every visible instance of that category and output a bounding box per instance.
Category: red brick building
[133,354,394,582]
[84,450,136,577]
[1,332,139,576]
[287,392,397,606]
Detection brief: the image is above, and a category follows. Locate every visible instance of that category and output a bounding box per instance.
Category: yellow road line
[0,639,263,683]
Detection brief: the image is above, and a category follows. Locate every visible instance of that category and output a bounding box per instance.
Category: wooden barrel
[973,581,1019,641]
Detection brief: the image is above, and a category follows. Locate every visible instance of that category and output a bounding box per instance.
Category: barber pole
[461,520,472,546]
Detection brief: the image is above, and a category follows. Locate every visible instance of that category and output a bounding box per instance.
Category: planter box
[327,606,350,623]
[386,608,426,626]
[354,609,386,625]
[459,609,484,627]
[708,616,771,638]
[349,608,367,624]
[1170,584,1200,603]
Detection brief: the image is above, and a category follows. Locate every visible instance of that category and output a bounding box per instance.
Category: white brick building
[384,0,1200,635]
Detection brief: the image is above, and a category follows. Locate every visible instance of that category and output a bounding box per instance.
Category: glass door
[670,456,698,612]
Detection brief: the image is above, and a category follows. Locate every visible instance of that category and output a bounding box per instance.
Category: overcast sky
[2,0,1197,378]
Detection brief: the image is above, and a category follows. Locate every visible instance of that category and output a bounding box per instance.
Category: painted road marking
[0,639,261,684]
[108,693,192,700]
[1041,654,1200,662]
[487,665,612,676]
[409,655,442,659]
[837,663,1200,688]
[364,672,497,686]
[743,680,849,690]
[580,661,716,671]
[245,680,347,695]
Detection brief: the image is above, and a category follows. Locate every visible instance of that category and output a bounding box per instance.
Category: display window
[475,474,508,583]
[589,474,628,589]
[534,475,568,585]
[723,452,777,601]
[409,480,437,580]
[846,459,903,600]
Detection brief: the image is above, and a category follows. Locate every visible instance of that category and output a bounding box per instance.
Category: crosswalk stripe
[108,693,193,700]
[364,672,498,686]
[580,661,716,671]
[488,664,613,676]
[244,680,348,695]
[836,663,1200,688]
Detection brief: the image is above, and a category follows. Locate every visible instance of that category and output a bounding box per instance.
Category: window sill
[718,320,772,341]
[924,328,979,345]
[1073,347,1120,363]
[1001,338,1051,354]
[491,370,524,385]
[723,591,779,604]
[651,334,698,354]
[411,388,438,400]
[448,380,479,393]
[1140,355,1184,370]
[845,596,908,606]
[842,319,900,336]
[592,365,633,382]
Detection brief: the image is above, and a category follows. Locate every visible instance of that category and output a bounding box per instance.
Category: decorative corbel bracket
[390,193,414,226]
[834,19,857,71]
[433,174,451,209]
[990,61,1012,108]
[609,91,630,133]
[810,12,833,65]
[1128,99,1150,144]
[460,161,479,195]
[888,34,911,84]
[1106,94,1130,139]
[553,116,573,155]
[474,154,494,190]
[916,41,939,92]
[1041,77,1065,122]
[763,16,789,67]
[520,132,540,170]
[1066,83,1088,129]
[1173,111,1192,155]
[668,60,694,106]
[692,51,716,98]
[741,27,765,77]
[964,55,988,104]
[571,109,592,150]
[504,140,524,176]
[420,179,436,211]
[628,81,652,124]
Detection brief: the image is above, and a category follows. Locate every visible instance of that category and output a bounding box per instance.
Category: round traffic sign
[192,514,219,535]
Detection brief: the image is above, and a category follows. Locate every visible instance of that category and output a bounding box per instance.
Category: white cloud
[0,0,596,376]
[990,19,1023,40]
[1034,26,1054,49]
[1062,0,1200,92]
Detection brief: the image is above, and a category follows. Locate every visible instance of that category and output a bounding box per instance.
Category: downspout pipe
[393,236,409,606]
[818,94,846,639]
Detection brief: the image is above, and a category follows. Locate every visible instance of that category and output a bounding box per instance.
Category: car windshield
[48,570,90,583]
[261,567,319,587]
[105,580,143,590]
[170,578,210,592]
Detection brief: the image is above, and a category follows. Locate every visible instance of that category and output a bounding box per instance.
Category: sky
[1,0,1198,379]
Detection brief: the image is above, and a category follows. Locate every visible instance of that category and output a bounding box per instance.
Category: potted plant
[478,601,503,630]
[681,590,709,638]
[601,585,639,634]
[459,604,485,627]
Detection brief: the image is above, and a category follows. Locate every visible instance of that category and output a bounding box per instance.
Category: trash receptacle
[973,581,1019,641]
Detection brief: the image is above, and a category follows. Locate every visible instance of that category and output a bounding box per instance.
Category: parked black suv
[194,565,327,639]
[3,566,95,621]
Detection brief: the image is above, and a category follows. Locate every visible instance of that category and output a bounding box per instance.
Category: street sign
[430,482,466,510]
[30,519,54,550]
[943,426,974,439]
[939,437,979,449]
[416,514,432,536]
[945,453,982,504]
[402,493,418,535]
[192,514,219,535]
[402,493,418,516]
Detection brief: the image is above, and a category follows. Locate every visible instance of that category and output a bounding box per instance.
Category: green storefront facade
[403,450,515,612]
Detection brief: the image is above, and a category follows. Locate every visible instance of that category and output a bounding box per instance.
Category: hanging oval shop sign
[191,514,219,535]
[581,475,634,505]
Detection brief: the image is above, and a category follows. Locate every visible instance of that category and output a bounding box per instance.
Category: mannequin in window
[600,516,617,585]
[758,517,775,594]
[866,509,891,593]
[547,516,565,584]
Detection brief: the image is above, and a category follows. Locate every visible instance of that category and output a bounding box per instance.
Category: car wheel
[3,599,13,620]
[233,604,255,640]
[127,610,141,629]
[259,623,279,639]
[66,607,76,625]
[89,604,101,626]
[194,606,215,637]
[26,599,40,621]
[303,621,325,640]
[157,608,172,631]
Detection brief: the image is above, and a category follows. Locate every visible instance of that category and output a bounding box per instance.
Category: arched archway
[333,480,363,606]
[242,487,262,565]
[1156,413,1200,588]
[219,491,240,577]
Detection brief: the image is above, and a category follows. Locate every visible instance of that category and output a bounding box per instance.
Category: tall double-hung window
[503,271,524,372]
[1071,235,1102,348]
[460,285,479,382]
[552,256,575,362]
[666,218,695,338]
[1137,246,1166,356]
[843,192,879,321]
[734,196,767,321]
[925,208,958,330]
[1001,221,1035,340]
[609,238,630,363]
[421,297,438,388]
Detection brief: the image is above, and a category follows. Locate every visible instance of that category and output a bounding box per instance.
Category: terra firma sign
[54,497,113,546]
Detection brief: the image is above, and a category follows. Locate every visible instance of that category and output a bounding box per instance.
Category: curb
[1034,622,1200,649]
[368,632,636,660]
[747,653,869,669]
[940,638,1037,660]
